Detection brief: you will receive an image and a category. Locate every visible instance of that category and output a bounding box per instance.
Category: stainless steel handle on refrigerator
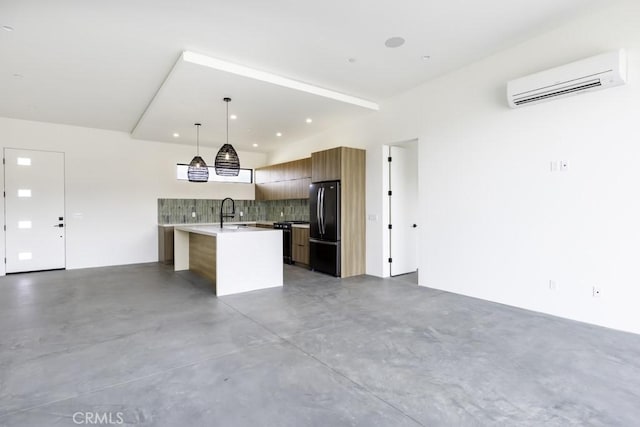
[309,238,339,246]
[316,188,322,235]
[319,187,323,235]
[320,187,326,235]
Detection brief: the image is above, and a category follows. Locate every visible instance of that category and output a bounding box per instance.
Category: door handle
[412,224,417,228]
[316,188,321,235]
[53,224,64,228]
[319,187,323,235]
[320,187,326,235]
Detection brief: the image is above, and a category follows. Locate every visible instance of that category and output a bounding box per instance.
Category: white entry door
[389,144,418,276]
[4,148,65,273]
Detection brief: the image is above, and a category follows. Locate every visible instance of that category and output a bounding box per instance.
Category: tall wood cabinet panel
[310,146,366,278]
[339,148,366,277]
[255,157,311,201]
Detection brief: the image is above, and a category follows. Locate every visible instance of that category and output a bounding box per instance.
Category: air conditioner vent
[507,50,626,108]
[514,79,602,106]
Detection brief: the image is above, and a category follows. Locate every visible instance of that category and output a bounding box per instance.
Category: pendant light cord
[196,124,200,156]
[226,100,229,144]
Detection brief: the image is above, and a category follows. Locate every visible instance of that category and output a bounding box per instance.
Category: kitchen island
[174,225,282,296]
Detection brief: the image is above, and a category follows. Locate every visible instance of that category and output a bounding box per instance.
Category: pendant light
[215,97,240,176]
[188,123,209,182]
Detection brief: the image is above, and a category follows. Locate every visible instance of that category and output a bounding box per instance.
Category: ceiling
[0,0,606,153]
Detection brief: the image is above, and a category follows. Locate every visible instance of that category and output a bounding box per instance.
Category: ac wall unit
[507,49,627,108]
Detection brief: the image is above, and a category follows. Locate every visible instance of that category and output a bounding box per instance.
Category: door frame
[382,139,419,278]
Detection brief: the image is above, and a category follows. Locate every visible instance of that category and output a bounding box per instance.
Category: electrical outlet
[191,212,196,218]
[592,286,601,297]
[239,211,244,217]
[280,211,284,217]
[560,160,569,171]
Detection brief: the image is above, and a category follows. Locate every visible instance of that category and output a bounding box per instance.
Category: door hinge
[2,158,5,165]
[387,156,392,162]
[388,224,392,230]
[3,225,5,231]
[388,190,392,196]
[388,258,393,263]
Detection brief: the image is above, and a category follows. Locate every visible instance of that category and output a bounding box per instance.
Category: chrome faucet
[220,197,235,228]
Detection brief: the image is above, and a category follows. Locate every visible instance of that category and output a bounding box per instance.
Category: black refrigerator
[309,181,341,276]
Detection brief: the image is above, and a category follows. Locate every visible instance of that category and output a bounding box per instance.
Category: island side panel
[216,230,283,296]
[173,228,190,271]
[189,234,217,291]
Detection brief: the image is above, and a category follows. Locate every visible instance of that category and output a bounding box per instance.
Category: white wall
[269,0,640,334]
[0,117,267,274]
[418,0,640,334]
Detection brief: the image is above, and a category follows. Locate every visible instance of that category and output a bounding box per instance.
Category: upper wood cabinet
[311,148,342,182]
[255,158,311,201]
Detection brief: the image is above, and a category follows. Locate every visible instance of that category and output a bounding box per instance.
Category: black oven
[273,222,293,264]
[274,221,309,265]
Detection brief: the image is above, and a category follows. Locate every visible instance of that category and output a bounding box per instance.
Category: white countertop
[159,221,276,228]
[174,224,279,237]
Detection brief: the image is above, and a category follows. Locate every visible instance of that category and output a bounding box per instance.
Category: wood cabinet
[158,226,174,264]
[311,147,342,182]
[255,157,311,201]
[311,147,366,278]
[292,226,310,266]
[254,223,274,229]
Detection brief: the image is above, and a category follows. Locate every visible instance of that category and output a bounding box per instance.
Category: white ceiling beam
[182,51,380,111]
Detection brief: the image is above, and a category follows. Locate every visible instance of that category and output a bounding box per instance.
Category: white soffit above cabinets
[131,51,378,153]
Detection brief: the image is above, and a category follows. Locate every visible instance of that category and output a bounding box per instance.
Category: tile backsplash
[158,198,309,224]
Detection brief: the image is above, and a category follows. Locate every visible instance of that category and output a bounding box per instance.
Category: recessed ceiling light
[12,73,23,78]
[2,25,14,32]
[173,132,180,138]
[348,57,357,63]
[422,55,431,60]
[252,143,259,147]
[306,118,313,124]
[276,132,282,137]
[230,114,237,120]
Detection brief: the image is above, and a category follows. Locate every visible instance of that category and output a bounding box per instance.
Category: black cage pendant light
[188,123,209,182]
[215,97,240,176]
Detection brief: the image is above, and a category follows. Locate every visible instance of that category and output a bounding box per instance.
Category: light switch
[560,160,569,171]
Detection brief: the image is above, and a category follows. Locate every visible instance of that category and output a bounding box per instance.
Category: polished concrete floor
[1,263,639,426]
